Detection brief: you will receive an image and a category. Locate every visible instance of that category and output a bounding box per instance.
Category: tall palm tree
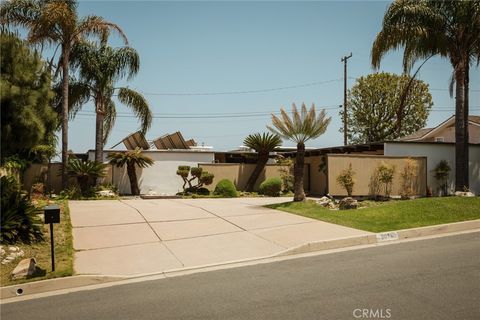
[243,132,282,192]
[108,148,153,196]
[371,0,480,191]
[0,0,128,188]
[70,40,152,165]
[268,103,331,202]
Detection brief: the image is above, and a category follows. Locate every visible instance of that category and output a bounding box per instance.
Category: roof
[399,128,433,141]
[399,115,480,141]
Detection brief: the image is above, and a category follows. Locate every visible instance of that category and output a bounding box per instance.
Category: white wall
[384,143,480,195]
[88,150,215,195]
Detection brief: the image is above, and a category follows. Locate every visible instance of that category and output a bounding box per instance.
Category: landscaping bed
[0,200,74,287]
[267,197,480,233]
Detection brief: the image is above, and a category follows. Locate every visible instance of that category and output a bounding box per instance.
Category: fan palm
[0,0,128,188]
[268,103,331,201]
[243,133,282,192]
[69,40,152,165]
[371,0,480,191]
[108,148,154,195]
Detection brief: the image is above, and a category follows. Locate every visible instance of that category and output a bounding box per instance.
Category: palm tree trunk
[127,162,140,195]
[61,46,70,189]
[94,99,105,186]
[95,101,105,164]
[293,142,306,202]
[245,152,269,192]
[454,61,469,191]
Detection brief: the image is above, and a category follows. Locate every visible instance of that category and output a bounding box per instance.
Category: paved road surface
[2,232,479,320]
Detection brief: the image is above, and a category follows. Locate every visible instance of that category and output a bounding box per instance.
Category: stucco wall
[327,154,427,197]
[305,156,327,195]
[105,151,215,195]
[384,142,480,195]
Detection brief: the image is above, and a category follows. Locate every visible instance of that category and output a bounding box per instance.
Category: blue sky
[65,0,480,152]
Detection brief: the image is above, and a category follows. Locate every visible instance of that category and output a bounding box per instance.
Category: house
[400,115,480,143]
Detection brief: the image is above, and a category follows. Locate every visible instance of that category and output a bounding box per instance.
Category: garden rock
[11,258,37,280]
[97,190,116,197]
[316,196,337,209]
[339,197,358,210]
[454,191,475,197]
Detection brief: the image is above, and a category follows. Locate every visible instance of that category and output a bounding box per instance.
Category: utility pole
[341,52,352,146]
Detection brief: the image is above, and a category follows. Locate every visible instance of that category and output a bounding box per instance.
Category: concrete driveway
[70,198,370,276]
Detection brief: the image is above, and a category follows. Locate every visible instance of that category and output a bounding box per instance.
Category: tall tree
[108,148,153,196]
[243,132,282,192]
[341,72,433,144]
[69,40,152,165]
[1,0,128,188]
[371,0,480,191]
[268,103,331,202]
[0,31,57,162]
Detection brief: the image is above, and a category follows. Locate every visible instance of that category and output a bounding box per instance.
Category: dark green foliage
[196,187,210,196]
[433,160,451,196]
[0,32,57,162]
[176,166,214,194]
[340,73,433,144]
[66,159,107,194]
[214,179,238,198]
[259,177,282,197]
[1,176,43,244]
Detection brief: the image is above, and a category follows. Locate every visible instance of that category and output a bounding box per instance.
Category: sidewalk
[70,198,370,276]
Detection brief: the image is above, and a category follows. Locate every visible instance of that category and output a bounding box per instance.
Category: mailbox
[44,205,60,224]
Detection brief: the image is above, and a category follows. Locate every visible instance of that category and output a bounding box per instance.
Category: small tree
[336,163,355,197]
[433,160,451,196]
[400,158,419,198]
[377,163,395,198]
[66,159,107,195]
[108,148,153,195]
[276,155,294,193]
[176,166,214,193]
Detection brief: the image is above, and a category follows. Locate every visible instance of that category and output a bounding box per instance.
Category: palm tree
[108,148,153,196]
[243,133,282,192]
[371,0,480,191]
[268,103,331,201]
[70,40,152,165]
[1,0,128,188]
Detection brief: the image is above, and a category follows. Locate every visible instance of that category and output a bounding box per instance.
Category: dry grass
[1,200,74,287]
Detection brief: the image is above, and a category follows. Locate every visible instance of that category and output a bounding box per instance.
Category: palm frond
[268,103,331,144]
[117,87,152,135]
[103,99,116,144]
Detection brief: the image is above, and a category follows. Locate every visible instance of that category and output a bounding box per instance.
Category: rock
[454,191,475,197]
[11,258,37,280]
[0,249,5,256]
[8,246,18,252]
[97,190,116,197]
[339,197,358,210]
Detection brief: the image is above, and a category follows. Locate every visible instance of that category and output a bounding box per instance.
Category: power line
[137,79,343,96]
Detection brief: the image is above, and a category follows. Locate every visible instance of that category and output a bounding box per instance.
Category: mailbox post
[44,205,60,271]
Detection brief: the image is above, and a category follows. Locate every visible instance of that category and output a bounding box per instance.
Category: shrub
[336,163,355,196]
[196,187,210,196]
[1,176,43,244]
[176,166,214,194]
[433,160,451,196]
[66,159,107,194]
[400,158,418,198]
[259,177,282,197]
[276,156,294,192]
[214,179,238,197]
[377,162,395,197]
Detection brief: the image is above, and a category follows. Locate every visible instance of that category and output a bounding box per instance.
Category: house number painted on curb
[376,231,399,242]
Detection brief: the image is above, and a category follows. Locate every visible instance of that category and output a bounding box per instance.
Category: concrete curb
[2,219,479,301]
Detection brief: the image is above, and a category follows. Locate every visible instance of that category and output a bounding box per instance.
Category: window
[435,137,444,142]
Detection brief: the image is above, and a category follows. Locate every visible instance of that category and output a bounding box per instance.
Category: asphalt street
[2,232,479,320]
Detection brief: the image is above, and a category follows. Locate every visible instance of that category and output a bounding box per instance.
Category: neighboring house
[399,115,480,143]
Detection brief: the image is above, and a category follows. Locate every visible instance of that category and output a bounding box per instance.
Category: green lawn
[268,197,480,233]
[1,200,74,287]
